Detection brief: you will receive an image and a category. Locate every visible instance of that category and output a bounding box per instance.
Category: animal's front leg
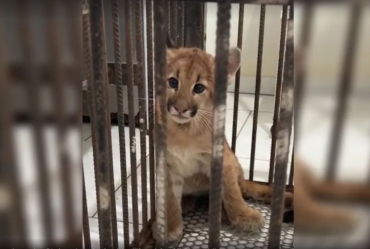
[152,173,184,243]
[166,173,184,242]
[221,162,265,232]
[170,172,184,206]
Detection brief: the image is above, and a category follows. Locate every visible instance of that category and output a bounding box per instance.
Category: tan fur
[294,157,370,233]
[152,47,293,242]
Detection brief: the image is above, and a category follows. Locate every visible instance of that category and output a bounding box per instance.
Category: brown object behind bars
[151,47,293,242]
[293,157,370,233]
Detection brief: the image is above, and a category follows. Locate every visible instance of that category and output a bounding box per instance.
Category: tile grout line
[91,154,150,218]
[236,111,252,138]
[84,135,92,141]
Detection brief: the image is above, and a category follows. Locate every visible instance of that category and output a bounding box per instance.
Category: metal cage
[83,0,293,248]
[1,0,366,248]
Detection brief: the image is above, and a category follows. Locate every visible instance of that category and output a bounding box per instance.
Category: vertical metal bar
[208,1,232,248]
[177,1,185,46]
[123,0,140,243]
[83,170,91,249]
[111,0,130,247]
[167,1,171,39]
[294,3,313,143]
[231,4,244,152]
[184,1,205,48]
[153,0,168,246]
[82,6,103,243]
[326,2,361,181]
[249,4,266,181]
[170,1,178,44]
[268,5,288,184]
[88,0,117,247]
[268,4,294,248]
[82,3,98,247]
[146,0,156,220]
[18,0,53,243]
[0,20,26,246]
[68,0,82,126]
[45,0,74,240]
[288,148,294,187]
[134,0,148,228]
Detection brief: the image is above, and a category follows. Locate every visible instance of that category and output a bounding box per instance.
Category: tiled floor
[175,201,294,249]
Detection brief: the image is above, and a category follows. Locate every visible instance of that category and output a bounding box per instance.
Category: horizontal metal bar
[9,63,139,86]
[170,0,289,4]
[169,0,351,3]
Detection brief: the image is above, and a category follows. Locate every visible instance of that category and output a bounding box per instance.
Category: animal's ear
[166,49,177,61]
[227,47,241,77]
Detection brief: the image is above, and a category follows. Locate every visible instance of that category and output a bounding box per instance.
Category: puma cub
[153,47,293,242]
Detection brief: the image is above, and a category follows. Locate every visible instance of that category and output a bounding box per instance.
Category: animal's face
[165,47,241,125]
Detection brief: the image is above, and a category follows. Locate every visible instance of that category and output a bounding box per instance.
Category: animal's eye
[193,83,205,94]
[168,77,179,89]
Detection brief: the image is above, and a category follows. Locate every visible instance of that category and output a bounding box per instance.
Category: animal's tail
[238,177,294,208]
[311,180,370,204]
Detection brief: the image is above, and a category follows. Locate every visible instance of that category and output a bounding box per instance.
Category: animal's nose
[173,106,188,114]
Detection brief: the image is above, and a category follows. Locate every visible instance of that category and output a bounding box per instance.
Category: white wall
[206,3,370,95]
[295,3,370,95]
[205,3,283,95]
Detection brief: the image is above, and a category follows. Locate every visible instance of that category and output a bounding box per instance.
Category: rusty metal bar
[208,1,232,248]
[18,0,53,243]
[249,4,266,181]
[65,0,82,126]
[177,1,185,46]
[268,3,294,248]
[294,3,313,144]
[45,0,75,240]
[169,1,178,43]
[134,0,149,229]
[123,0,140,243]
[88,0,118,247]
[82,3,99,246]
[230,4,244,152]
[153,0,168,246]
[0,22,12,243]
[268,5,288,184]
[0,20,26,246]
[111,0,130,247]
[175,0,289,4]
[146,0,156,221]
[184,1,205,48]
[83,170,91,249]
[326,2,361,181]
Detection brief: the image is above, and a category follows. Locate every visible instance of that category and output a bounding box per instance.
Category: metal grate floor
[169,201,294,249]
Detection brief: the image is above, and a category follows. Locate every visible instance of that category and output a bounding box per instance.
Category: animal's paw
[229,208,265,233]
[151,221,183,243]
